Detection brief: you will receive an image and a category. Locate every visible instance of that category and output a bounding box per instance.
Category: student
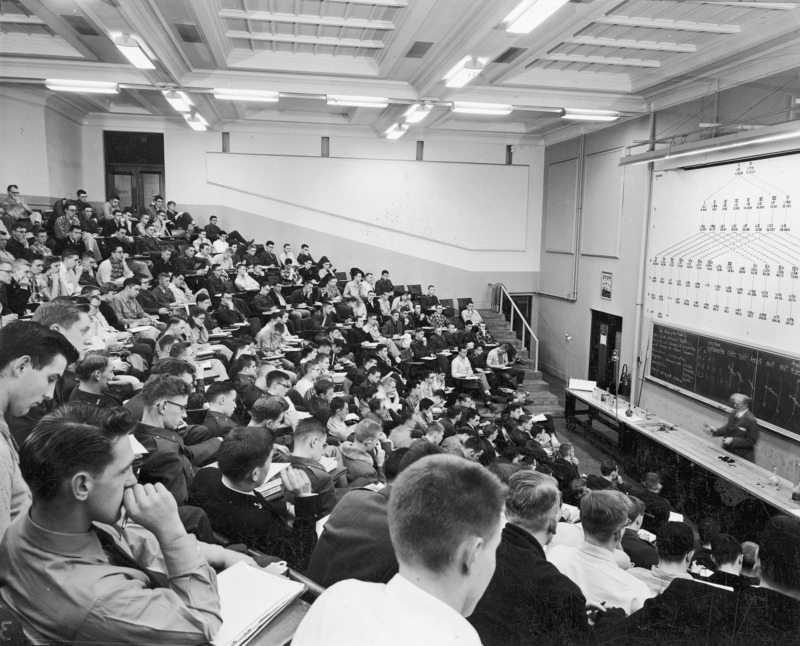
[70,353,142,407]
[289,418,341,516]
[0,403,252,644]
[0,322,78,539]
[294,454,507,645]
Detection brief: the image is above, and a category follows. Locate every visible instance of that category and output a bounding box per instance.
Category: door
[588,310,623,392]
[104,131,165,214]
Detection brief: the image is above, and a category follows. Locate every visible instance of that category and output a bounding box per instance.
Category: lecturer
[703,393,759,462]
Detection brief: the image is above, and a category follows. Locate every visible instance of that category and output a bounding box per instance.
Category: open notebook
[211,562,306,646]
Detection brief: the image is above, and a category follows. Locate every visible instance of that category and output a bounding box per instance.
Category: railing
[489,283,539,371]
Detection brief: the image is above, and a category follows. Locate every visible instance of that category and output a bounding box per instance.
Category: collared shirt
[548,542,655,615]
[111,294,147,325]
[629,565,694,595]
[451,354,476,379]
[293,573,481,646]
[97,258,133,285]
[0,513,221,644]
[169,282,193,305]
[59,265,80,296]
[486,347,508,368]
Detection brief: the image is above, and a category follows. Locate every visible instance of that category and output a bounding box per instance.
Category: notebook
[210,562,306,646]
[569,378,597,392]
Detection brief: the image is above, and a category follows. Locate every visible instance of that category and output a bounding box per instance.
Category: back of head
[759,515,800,590]
[711,533,743,568]
[626,495,645,523]
[398,439,444,474]
[741,541,760,577]
[353,418,382,443]
[656,521,695,563]
[505,470,561,533]
[31,300,84,330]
[151,357,195,378]
[600,459,617,476]
[250,395,288,425]
[644,472,662,491]
[74,354,110,381]
[388,455,506,574]
[580,490,629,542]
[294,418,326,444]
[206,380,236,403]
[142,373,192,407]
[558,443,573,458]
[218,426,275,481]
[20,404,133,501]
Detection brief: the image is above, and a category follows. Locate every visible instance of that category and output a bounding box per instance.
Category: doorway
[104,131,165,214]
[589,310,623,392]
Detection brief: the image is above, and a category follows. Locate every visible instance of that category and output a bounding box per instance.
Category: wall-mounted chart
[647,155,799,351]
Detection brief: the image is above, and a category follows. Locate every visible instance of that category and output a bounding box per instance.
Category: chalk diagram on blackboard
[646,158,799,350]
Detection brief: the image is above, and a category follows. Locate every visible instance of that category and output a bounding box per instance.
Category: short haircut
[218,426,275,481]
[151,357,195,377]
[627,495,646,522]
[418,397,434,412]
[122,277,140,290]
[266,370,290,388]
[168,341,193,359]
[301,360,318,377]
[206,380,236,402]
[329,396,347,414]
[505,470,561,532]
[425,421,444,438]
[384,448,408,483]
[75,354,110,380]
[314,378,334,395]
[656,522,695,563]
[388,455,506,573]
[580,490,629,542]
[354,418,382,443]
[157,335,177,354]
[600,459,618,476]
[711,533,743,567]
[294,418,326,443]
[463,436,484,454]
[142,374,192,406]
[0,321,79,371]
[644,472,661,489]
[31,300,86,331]
[741,541,759,575]
[250,395,288,424]
[558,443,573,458]
[20,404,133,501]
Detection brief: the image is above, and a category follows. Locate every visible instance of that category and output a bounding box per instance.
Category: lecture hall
[0,0,799,644]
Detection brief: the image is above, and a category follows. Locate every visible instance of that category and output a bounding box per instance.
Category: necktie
[93,525,170,589]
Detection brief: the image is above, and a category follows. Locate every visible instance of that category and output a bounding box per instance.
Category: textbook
[210,562,305,646]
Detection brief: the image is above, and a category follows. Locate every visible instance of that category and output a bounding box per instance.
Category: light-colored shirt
[451,355,476,379]
[486,347,508,368]
[235,273,260,291]
[97,258,133,285]
[169,283,193,305]
[548,542,654,614]
[111,294,148,325]
[292,573,481,646]
[629,565,694,596]
[0,419,31,541]
[461,308,483,325]
[59,265,80,296]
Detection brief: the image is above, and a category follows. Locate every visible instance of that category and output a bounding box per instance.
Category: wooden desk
[565,388,799,519]
[246,599,310,646]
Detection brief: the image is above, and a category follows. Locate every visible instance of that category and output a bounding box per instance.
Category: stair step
[522,380,550,393]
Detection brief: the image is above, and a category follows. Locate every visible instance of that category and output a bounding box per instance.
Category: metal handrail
[488,282,539,371]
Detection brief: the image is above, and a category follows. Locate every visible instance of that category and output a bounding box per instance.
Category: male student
[289,418,341,516]
[0,403,252,644]
[0,322,78,539]
[293,454,507,645]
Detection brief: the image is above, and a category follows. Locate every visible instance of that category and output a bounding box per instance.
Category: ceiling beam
[226,30,385,49]
[0,14,44,24]
[16,0,97,60]
[541,53,660,68]
[564,36,696,53]
[0,33,85,58]
[218,9,395,31]
[313,0,407,6]
[594,15,741,34]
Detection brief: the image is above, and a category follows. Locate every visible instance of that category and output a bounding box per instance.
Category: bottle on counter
[792,463,800,502]
[768,466,780,487]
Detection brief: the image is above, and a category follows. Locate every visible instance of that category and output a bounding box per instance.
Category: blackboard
[648,323,800,438]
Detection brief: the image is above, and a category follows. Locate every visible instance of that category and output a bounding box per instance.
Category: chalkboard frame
[645,321,800,441]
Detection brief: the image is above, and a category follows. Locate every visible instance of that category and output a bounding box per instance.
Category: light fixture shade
[213,88,280,102]
[384,123,409,139]
[404,104,433,124]
[560,108,620,122]
[162,90,193,113]
[45,79,119,94]
[113,34,156,70]
[444,58,483,88]
[183,112,208,131]
[451,102,513,116]
[327,95,389,108]
[505,0,570,34]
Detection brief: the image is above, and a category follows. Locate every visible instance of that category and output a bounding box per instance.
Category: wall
[44,104,83,200]
[0,91,50,203]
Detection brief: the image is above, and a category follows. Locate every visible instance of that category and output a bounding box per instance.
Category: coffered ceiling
[1,0,799,140]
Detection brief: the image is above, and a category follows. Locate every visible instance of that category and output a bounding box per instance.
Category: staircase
[478,309,564,417]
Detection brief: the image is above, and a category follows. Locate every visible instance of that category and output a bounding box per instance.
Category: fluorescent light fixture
[444,58,483,88]
[162,90,193,113]
[327,95,389,108]
[667,130,800,161]
[45,79,119,94]
[384,123,409,140]
[560,108,620,122]
[504,0,570,34]
[183,112,208,132]
[452,102,513,116]
[213,88,280,102]
[403,104,433,124]
[113,34,156,70]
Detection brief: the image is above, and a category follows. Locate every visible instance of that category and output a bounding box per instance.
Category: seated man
[0,404,240,644]
[451,344,496,411]
[340,418,386,487]
[587,459,631,493]
[289,418,340,516]
[548,490,654,615]
[69,353,142,407]
[549,443,581,488]
[294,454,506,645]
[470,471,623,645]
[628,521,696,595]
[188,423,318,570]
[486,343,525,389]
[620,496,659,570]
[706,534,752,590]
[201,380,239,437]
[638,472,672,533]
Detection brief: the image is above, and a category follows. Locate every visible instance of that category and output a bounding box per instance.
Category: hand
[374,442,386,467]
[585,601,607,623]
[217,550,258,570]
[109,375,142,389]
[722,437,733,446]
[112,358,129,371]
[123,483,185,544]
[280,466,313,496]
[159,308,169,315]
[272,443,290,456]
[1,314,18,325]
[703,423,714,434]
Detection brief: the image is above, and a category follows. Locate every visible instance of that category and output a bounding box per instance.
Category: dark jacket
[621,527,659,570]
[133,422,195,506]
[288,454,338,516]
[305,486,395,588]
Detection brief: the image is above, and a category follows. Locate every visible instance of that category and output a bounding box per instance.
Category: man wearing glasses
[54,204,103,260]
[0,185,42,228]
[133,374,201,507]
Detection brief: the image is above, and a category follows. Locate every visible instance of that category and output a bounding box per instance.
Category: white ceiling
[1,0,799,140]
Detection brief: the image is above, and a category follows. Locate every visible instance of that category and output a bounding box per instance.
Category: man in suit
[201,381,239,437]
[587,459,631,493]
[550,442,581,488]
[289,418,339,516]
[621,496,659,569]
[470,471,623,645]
[704,393,759,462]
[257,240,280,268]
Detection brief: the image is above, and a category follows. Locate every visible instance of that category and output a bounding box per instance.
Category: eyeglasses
[163,400,187,412]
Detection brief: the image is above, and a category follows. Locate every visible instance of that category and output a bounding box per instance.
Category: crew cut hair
[505,470,561,532]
